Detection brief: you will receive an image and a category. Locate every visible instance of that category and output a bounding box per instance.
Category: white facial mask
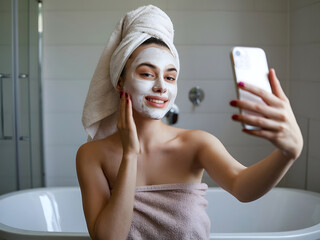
[123,47,178,119]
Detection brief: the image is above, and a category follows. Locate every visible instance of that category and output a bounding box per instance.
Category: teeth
[148,98,165,103]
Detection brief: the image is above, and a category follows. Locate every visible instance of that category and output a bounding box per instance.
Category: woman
[77,5,303,240]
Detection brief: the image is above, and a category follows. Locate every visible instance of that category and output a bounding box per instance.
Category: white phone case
[230,47,272,130]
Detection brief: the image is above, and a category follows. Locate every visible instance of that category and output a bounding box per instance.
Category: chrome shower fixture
[165,104,179,125]
[189,86,204,106]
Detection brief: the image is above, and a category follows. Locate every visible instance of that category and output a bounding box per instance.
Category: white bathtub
[0,187,320,240]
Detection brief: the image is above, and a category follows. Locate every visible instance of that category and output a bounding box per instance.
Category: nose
[152,77,167,94]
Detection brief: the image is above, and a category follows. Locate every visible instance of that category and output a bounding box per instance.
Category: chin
[142,112,166,120]
[139,108,169,120]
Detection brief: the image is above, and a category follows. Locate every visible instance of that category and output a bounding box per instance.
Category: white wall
[42,0,298,188]
[287,0,320,191]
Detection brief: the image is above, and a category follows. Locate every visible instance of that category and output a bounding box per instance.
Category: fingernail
[232,114,239,120]
[238,82,245,87]
[230,100,237,106]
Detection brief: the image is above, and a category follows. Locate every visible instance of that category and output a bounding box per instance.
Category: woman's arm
[231,149,294,202]
[198,69,303,202]
[76,92,139,240]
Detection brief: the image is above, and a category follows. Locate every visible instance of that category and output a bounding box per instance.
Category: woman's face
[122,44,178,119]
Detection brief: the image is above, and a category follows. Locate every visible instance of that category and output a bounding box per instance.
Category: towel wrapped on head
[82,5,180,141]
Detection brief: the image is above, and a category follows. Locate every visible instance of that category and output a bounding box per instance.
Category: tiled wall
[43,0,315,189]
[287,0,320,192]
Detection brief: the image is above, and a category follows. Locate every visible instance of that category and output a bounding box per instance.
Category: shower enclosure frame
[0,0,44,194]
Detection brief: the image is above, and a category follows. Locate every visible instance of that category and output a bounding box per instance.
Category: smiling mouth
[145,96,168,107]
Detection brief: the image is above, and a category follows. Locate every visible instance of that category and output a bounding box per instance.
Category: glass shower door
[19,0,32,189]
[0,0,17,194]
[0,0,43,195]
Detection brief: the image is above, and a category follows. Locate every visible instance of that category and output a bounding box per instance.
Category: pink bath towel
[127,183,210,240]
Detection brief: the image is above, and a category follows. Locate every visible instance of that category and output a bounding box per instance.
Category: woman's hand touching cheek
[117,91,140,155]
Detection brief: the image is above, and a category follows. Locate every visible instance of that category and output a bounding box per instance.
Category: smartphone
[230,47,272,130]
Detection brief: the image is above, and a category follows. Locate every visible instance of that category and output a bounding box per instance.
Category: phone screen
[230,47,272,130]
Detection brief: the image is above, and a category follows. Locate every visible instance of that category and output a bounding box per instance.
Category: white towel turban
[82,5,180,141]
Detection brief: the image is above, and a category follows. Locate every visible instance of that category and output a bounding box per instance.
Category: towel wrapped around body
[124,183,210,240]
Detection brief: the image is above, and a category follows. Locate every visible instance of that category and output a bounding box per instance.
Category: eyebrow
[167,67,177,72]
[137,63,177,72]
[137,63,156,69]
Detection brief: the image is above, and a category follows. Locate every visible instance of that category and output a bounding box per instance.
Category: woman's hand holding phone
[230,69,303,160]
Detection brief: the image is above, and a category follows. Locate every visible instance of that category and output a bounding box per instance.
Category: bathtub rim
[210,224,320,239]
[0,187,90,238]
[206,185,320,199]
[1,186,320,239]
[208,187,320,239]
[0,224,89,239]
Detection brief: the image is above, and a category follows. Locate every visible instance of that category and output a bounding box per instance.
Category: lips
[145,96,168,108]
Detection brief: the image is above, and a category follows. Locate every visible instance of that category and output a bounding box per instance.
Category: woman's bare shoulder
[76,141,101,169]
[167,127,223,156]
[76,134,120,165]
[176,128,220,144]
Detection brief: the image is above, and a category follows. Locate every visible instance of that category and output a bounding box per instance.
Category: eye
[166,76,176,81]
[136,65,156,79]
[165,72,176,82]
[140,73,154,78]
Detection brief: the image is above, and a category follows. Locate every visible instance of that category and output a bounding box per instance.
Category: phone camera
[235,50,241,56]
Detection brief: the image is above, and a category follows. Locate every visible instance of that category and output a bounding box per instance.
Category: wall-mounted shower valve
[189,86,204,106]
